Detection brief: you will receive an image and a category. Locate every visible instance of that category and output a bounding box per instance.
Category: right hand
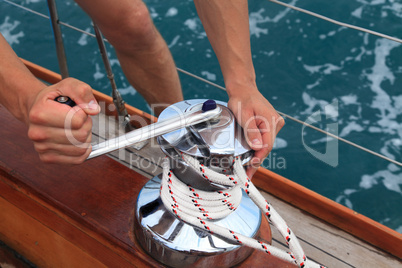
[27,78,100,164]
[227,86,284,178]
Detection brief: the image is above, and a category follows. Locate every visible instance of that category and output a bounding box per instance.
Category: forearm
[0,34,46,123]
[194,0,257,97]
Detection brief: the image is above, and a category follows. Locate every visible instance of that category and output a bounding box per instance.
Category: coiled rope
[160,153,325,268]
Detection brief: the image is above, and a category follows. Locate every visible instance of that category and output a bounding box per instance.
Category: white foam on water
[303,65,321,74]
[183,17,207,39]
[270,0,298,23]
[165,7,178,17]
[339,121,365,137]
[248,0,298,38]
[77,27,91,46]
[352,6,364,18]
[93,63,105,80]
[340,95,358,105]
[200,71,216,81]
[335,188,357,209]
[184,18,200,32]
[0,17,24,46]
[261,50,275,57]
[306,79,321,90]
[358,0,387,6]
[249,9,269,38]
[360,163,402,194]
[368,126,382,133]
[273,137,288,150]
[149,7,158,19]
[354,46,368,61]
[385,2,402,18]
[319,28,342,40]
[365,39,401,135]
[118,85,136,96]
[380,139,402,160]
[25,0,43,3]
[168,35,180,48]
[300,92,338,119]
[110,58,120,67]
[301,92,329,115]
[303,63,342,75]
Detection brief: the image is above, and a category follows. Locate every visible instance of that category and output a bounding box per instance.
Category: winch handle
[55,97,221,160]
[88,100,221,159]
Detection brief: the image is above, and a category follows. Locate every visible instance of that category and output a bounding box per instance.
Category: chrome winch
[134,99,262,267]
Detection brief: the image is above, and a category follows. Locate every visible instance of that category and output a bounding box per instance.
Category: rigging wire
[268,0,402,44]
[1,0,401,167]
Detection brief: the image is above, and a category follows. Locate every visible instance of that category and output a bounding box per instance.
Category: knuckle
[39,154,55,164]
[74,129,90,143]
[83,116,93,130]
[77,83,92,96]
[277,117,285,128]
[75,146,89,156]
[28,127,47,142]
[28,108,46,125]
[63,77,76,83]
[71,113,88,129]
[33,143,48,154]
[72,152,89,165]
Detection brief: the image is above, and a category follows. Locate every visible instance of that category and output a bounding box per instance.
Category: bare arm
[0,33,100,164]
[194,0,255,93]
[0,34,46,122]
[194,0,284,177]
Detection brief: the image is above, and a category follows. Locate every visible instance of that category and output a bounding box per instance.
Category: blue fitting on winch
[202,99,217,112]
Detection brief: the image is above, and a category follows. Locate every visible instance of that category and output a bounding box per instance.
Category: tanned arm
[0,33,100,164]
[194,0,284,177]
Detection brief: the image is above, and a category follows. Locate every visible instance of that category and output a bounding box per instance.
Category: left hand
[228,90,284,178]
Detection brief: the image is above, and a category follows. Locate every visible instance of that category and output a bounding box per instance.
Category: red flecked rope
[160,154,326,268]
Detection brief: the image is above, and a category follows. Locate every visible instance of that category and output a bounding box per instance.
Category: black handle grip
[55,96,76,107]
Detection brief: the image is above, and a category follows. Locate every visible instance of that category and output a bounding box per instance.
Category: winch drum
[134,100,265,267]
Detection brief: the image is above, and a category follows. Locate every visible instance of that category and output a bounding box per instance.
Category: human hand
[26,78,100,164]
[228,89,284,178]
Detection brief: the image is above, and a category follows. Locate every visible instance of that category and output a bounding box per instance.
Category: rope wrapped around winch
[160,153,326,268]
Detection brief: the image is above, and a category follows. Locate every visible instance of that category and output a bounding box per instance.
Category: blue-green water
[1,0,402,233]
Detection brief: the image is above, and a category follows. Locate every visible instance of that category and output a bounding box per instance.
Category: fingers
[36,145,92,165]
[29,101,90,129]
[229,94,285,178]
[28,116,93,145]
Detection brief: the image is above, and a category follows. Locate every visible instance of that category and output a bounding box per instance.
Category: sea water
[1,0,401,233]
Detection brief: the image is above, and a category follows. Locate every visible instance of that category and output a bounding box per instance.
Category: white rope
[2,0,401,167]
[160,154,326,268]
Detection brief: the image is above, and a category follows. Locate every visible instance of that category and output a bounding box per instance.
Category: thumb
[244,117,263,150]
[77,99,101,116]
